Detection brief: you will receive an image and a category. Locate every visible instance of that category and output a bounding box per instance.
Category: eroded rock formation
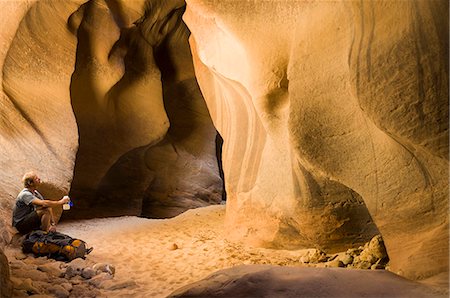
[0,0,448,292]
[184,0,448,281]
[0,0,222,223]
[0,0,80,247]
[67,0,222,218]
[0,1,223,290]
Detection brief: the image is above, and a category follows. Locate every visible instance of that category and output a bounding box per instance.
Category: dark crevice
[216,133,226,202]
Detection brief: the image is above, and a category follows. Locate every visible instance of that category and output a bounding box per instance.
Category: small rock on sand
[168,243,179,250]
[81,267,96,279]
[93,263,115,275]
[89,272,114,288]
[38,263,64,277]
[16,278,40,294]
[14,252,27,260]
[47,284,70,298]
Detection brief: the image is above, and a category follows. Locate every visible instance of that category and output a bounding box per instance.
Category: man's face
[34,176,41,186]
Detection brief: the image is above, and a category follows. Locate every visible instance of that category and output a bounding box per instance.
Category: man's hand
[49,224,57,233]
[59,197,70,204]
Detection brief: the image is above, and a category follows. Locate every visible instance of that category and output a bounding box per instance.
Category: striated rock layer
[184,0,448,281]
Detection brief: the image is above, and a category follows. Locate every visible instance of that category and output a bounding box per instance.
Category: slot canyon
[0,0,448,297]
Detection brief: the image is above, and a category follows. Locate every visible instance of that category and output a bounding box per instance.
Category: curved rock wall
[184,0,448,280]
[0,0,80,247]
[70,1,222,217]
[0,0,222,223]
[67,0,222,218]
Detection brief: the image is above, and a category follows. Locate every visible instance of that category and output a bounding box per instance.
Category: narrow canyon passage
[0,0,447,297]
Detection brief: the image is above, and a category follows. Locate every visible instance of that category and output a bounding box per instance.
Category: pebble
[81,267,96,279]
[47,284,70,298]
[60,282,73,292]
[300,254,310,263]
[65,261,85,278]
[69,275,84,285]
[102,279,137,290]
[346,248,362,256]
[9,260,28,270]
[10,276,23,288]
[16,278,40,294]
[325,259,344,268]
[89,272,113,288]
[70,284,100,298]
[93,263,115,275]
[351,259,372,269]
[38,263,64,277]
[304,249,327,263]
[23,256,50,266]
[168,243,179,250]
[12,289,28,297]
[371,259,384,270]
[14,252,28,260]
[338,253,353,266]
[12,268,48,282]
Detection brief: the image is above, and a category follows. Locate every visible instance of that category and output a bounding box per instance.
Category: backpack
[22,230,93,262]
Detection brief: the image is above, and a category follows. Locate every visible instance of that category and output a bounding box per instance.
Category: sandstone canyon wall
[0,0,447,293]
[0,6,222,295]
[0,1,76,295]
[0,0,222,229]
[0,0,80,247]
[184,0,448,281]
[0,0,223,291]
[66,0,223,218]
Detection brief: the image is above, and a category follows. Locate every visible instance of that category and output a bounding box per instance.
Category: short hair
[22,172,38,188]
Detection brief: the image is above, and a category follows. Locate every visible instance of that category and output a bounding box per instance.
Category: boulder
[169,265,440,298]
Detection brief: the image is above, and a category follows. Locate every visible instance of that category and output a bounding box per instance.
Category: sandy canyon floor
[4,205,446,297]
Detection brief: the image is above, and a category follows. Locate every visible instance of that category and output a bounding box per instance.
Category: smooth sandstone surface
[184,0,448,281]
[170,265,443,298]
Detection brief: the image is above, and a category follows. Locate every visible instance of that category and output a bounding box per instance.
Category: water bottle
[62,196,73,210]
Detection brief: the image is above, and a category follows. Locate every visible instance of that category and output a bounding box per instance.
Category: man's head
[22,172,41,188]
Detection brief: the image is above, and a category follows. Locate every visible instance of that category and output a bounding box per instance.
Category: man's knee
[36,207,51,217]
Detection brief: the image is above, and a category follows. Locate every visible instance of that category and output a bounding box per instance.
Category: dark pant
[15,211,41,234]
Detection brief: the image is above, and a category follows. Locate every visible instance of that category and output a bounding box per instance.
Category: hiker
[12,172,70,234]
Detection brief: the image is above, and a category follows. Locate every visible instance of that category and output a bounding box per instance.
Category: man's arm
[31,197,69,208]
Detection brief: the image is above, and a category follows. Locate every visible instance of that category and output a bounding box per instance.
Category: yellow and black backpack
[22,230,93,261]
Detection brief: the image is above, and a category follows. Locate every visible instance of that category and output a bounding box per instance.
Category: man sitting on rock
[12,172,70,234]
